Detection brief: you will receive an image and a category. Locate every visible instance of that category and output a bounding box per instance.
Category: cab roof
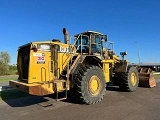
[74,31,103,37]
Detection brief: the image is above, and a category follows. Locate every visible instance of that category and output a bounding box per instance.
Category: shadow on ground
[0,88,81,107]
[0,87,51,107]
[106,83,121,91]
[1,83,149,108]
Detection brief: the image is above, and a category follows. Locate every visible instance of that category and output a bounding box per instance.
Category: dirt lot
[0,77,160,120]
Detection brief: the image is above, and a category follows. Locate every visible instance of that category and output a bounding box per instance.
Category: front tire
[73,65,106,104]
[115,66,139,92]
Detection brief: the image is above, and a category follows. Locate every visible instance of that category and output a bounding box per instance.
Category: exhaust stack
[62,28,69,44]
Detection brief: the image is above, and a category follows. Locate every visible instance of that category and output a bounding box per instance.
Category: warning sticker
[33,53,42,56]
[37,56,45,64]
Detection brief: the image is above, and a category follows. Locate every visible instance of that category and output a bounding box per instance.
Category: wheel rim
[88,75,101,96]
[131,72,137,86]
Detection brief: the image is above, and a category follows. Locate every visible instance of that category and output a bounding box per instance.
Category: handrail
[60,34,90,80]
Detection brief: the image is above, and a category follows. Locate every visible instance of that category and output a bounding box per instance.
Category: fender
[114,60,128,73]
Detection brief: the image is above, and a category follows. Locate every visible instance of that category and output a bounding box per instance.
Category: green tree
[0,51,10,75]
[9,64,17,75]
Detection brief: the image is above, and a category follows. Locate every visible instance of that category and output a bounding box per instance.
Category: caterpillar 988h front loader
[10,28,156,104]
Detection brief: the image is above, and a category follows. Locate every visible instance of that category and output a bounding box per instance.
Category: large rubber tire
[115,66,139,92]
[73,65,106,104]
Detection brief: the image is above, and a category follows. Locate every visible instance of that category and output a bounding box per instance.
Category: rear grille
[19,44,30,79]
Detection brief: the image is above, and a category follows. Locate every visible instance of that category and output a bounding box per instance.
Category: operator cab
[74,31,107,55]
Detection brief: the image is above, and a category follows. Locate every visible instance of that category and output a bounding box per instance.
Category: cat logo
[59,46,74,53]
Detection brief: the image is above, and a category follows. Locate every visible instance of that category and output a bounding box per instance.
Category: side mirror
[120,51,127,61]
[101,35,108,42]
[104,35,108,42]
[120,52,127,56]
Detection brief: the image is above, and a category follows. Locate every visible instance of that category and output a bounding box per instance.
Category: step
[53,80,68,101]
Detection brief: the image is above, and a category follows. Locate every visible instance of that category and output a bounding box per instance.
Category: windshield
[76,36,89,51]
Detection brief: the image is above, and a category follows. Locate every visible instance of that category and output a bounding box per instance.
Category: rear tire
[115,66,139,92]
[73,65,106,104]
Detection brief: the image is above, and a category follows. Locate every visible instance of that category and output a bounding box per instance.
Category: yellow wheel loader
[9,28,156,104]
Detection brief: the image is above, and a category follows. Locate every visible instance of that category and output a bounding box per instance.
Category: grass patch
[0,89,30,100]
[153,72,160,78]
[154,74,160,78]
[0,76,18,83]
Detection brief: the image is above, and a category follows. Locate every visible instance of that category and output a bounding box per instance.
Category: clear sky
[0,0,160,64]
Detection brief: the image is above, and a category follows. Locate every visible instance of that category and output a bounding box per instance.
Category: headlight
[37,44,51,51]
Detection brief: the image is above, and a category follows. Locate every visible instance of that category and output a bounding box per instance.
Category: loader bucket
[137,67,156,88]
